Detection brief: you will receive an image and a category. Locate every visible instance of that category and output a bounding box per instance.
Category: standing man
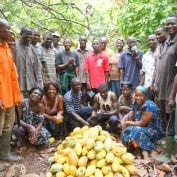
[76,35,91,105]
[141,34,158,89]
[14,26,43,98]
[41,32,57,83]
[118,36,143,88]
[55,37,79,95]
[84,38,110,93]
[0,19,22,170]
[158,15,177,134]
[52,32,64,54]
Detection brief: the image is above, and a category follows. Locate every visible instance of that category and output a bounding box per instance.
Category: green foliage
[0,0,176,49]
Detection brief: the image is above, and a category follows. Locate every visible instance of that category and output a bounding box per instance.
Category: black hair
[28,86,43,99]
[43,81,60,94]
[121,81,133,90]
[20,26,32,36]
[98,83,108,90]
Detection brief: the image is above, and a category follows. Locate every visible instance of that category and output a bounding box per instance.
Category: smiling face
[165,16,177,36]
[134,90,146,107]
[29,89,42,102]
[116,39,124,52]
[46,84,57,98]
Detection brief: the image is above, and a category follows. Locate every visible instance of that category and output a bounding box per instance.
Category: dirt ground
[0,139,177,177]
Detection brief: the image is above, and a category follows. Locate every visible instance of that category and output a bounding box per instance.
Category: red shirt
[84,52,110,89]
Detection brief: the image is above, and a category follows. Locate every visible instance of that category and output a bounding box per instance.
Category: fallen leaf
[20,173,40,177]
[156,163,172,172]
[6,164,17,177]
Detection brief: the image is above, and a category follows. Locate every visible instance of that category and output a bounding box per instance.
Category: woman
[41,81,66,138]
[121,86,164,151]
[13,87,50,146]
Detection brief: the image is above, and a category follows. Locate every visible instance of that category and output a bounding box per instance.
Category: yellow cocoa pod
[100,130,110,137]
[63,163,70,175]
[105,173,114,177]
[104,136,112,152]
[78,156,88,167]
[46,172,52,177]
[86,138,95,150]
[96,135,107,142]
[121,153,134,165]
[74,143,82,156]
[101,165,112,175]
[111,158,120,172]
[87,149,96,160]
[85,165,96,176]
[114,172,123,177]
[56,171,65,177]
[94,141,104,152]
[68,151,78,166]
[83,131,89,139]
[82,146,88,156]
[96,149,106,160]
[120,166,130,177]
[69,165,77,176]
[105,152,115,163]
[125,165,137,175]
[81,126,89,132]
[63,147,72,156]
[89,159,97,165]
[76,166,86,177]
[95,168,103,177]
[89,127,99,140]
[49,137,55,144]
[96,159,106,168]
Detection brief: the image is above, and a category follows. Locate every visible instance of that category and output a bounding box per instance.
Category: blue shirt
[64,89,82,113]
[118,49,143,88]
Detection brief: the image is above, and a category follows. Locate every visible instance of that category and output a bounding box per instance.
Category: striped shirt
[64,89,82,113]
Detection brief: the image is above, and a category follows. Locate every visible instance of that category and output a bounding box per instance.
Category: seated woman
[13,87,51,146]
[41,81,67,138]
[118,81,133,118]
[121,86,164,151]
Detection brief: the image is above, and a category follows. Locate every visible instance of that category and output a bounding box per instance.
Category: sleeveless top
[96,91,115,113]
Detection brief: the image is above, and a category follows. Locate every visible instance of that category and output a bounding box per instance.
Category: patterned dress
[122,100,164,150]
[22,99,51,145]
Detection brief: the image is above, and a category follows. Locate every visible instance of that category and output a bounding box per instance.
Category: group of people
[0,14,177,170]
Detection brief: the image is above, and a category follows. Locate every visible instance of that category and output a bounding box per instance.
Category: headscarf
[135,85,149,96]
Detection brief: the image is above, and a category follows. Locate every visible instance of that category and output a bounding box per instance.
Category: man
[14,26,43,98]
[118,36,143,88]
[41,32,57,83]
[89,83,120,134]
[52,32,64,53]
[0,19,22,170]
[31,28,42,62]
[76,35,91,105]
[64,78,92,131]
[55,37,79,95]
[141,34,158,89]
[158,15,177,134]
[84,38,110,92]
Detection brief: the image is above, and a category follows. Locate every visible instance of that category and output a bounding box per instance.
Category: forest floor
[0,138,177,177]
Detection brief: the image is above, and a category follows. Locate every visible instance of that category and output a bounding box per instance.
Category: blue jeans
[109,80,120,98]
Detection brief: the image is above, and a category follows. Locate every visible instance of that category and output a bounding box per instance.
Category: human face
[165,17,177,36]
[116,40,124,52]
[134,90,146,107]
[79,36,87,50]
[72,81,81,93]
[127,37,137,49]
[155,28,167,44]
[121,85,132,98]
[44,36,53,48]
[92,40,100,53]
[47,84,57,98]
[53,36,60,46]
[64,41,72,52]
[21,31,32,44]
[99,39,107,51]
[148,35,157,51]
[99,89,108,100]
[30,89,42,102]
[31,32,40,45]
[0,23,11,42]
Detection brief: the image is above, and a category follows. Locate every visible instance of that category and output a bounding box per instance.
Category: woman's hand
[52,115,63,124]
[28,125,38,144]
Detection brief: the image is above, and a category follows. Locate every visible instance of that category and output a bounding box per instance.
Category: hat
[52,32,60,37]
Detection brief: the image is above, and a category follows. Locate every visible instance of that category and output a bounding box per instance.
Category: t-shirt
[118,49,143,88]
[84,52,110,89]
[55,51,79,73]
[158,34,177,100]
